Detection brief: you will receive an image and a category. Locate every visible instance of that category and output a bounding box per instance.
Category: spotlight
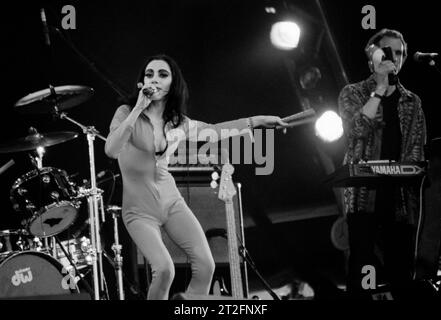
[270,21,301,50]
[315,111,343,142]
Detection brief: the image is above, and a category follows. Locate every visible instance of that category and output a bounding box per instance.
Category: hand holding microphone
[367,45,398,88]
[381,46,398,85]
[138,83,158,97]
[275,109,317,130]
[134,83,156,111]
[375,60,397,89]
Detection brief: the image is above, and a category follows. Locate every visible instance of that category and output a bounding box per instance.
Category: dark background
[1,0,440,298]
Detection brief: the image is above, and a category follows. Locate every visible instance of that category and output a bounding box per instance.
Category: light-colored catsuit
[105,105,250,299]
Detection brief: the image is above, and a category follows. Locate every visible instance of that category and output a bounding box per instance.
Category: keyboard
[326,160,427,188]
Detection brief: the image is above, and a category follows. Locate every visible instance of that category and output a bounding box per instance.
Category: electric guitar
[218,163,244,298]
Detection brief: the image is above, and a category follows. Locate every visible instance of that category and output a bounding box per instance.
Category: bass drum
[0,251,79,299]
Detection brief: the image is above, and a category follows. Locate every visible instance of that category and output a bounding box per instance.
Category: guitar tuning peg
[211,171,219,181]
[210,180,218,189]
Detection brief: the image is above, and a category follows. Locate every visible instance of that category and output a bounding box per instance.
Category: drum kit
[0,85,125,300]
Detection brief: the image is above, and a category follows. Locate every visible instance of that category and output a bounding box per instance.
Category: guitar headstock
[218,163,236,202]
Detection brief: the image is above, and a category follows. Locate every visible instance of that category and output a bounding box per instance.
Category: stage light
[270,21,301,50]
[315,111,343,142]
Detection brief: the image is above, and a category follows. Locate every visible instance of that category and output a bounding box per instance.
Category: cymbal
[15,85,94,114]
[0,131,78,153]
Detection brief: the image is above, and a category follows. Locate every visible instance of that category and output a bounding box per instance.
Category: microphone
[382,46,398,85]
[142,87,158,97]
[414,51,439,63]
[136,83,158,97]
[40,8,50,46]
[277,109,317,129]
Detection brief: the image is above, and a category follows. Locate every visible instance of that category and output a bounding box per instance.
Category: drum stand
[106,205,125,300]
[52,108,109,300]
[27,130,50,250]
[53,235,95,296]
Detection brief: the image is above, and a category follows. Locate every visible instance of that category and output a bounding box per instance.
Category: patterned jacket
[338,74,426,224]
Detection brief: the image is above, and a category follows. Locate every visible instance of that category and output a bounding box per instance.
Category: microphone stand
[52,108,108,300]
[419,55,441,76]
[49,26,129,101]
[430,62,441,76]
[40,8,55,93]
[238,244,281,300]
[233,183,281,301]
[38,8,111,300]
[236,183,249,298]
[236,182,279,300]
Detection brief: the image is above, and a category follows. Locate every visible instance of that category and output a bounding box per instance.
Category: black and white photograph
[1,0,440,309]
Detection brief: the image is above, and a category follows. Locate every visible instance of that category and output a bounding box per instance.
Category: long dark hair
[125,54,188,128]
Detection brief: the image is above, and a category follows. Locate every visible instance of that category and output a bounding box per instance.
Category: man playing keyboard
[338,29,427,299]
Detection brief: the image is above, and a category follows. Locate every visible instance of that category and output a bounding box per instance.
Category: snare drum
[10,167,80,238]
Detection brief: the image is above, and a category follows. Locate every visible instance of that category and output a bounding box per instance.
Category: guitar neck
[225,200,244,299]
